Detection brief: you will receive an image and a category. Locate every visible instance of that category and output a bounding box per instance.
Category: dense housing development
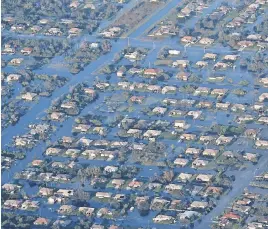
[1,0,268,228]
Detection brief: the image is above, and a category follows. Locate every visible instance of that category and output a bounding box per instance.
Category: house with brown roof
[34,217,50,226]
[181,36,196,44]
[221,212,241,221]
[143,68,163,76]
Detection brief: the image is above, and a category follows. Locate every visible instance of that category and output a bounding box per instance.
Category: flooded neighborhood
[1,0,268,229]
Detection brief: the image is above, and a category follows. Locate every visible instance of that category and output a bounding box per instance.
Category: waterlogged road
[2,0,186,145]
[196,156,268,229]
[2,0,183,181]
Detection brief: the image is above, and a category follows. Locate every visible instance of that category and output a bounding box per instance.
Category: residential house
[4,200,22,209]
[153,215,175,223]
[204,186,223,196]
[45,147,62,156]
[174,120,190,129]
[244,129,257,139]
[197,101,213,109]
[222,151,235,158]
[50,112,65,121]
[165,184,183,192]
[2,184,21,193]
[223,55,239,62]
[214,62,229,69]
[194,87,210,96]
[21,200,40,210]
[185,148,201,156]
[128,180,143,189]
[172,59,189,68]
[69,28,82,35]
[6,74,21,82]
[114,194,126,201]
[190,201,208,209]
[216,136,233,145]
[79,207,95,216]
[38,187,54,197]
[21,47,33,55]
[231,104,246,112]
[192,159,208,168]
[34,218,50,226]
[174,158,189,167]
[211,88,228,96]
[58,205,76,214]
[180,133,196,141]
[104,166,118,173]
[176,72,191,81]
[143,68,163,76]
[111,179,125,189]
[61,101,77,109]
[258,116,268,124]
[243,153,257,162]
[203,149,219,157]
[180,211,200,221]
[95,192,112,199]
[203,53,217,61]
[162,86,177,94]
[187,111,202,119]
[237,115,254,123]
[237,40,254,48]
[199,37,214,45]
[181,36,196,44]
[2,47,15,54]
[147,85,161,93]
[178,173,193,182]
[97,208,113,218]
[47,28,62,36]
[56,189,74,197]
[84,88,96,98]
[152,107,167,115]
[168,49,180,55]
[196,61,208,68]
[259,93,268,102]
[31,159,43,167]
[21,92,37,101]
[221,212,241,221]
[196,174,213,182]
[9,58,23,65]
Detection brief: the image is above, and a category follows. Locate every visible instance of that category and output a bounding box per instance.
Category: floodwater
[2,0,268,228]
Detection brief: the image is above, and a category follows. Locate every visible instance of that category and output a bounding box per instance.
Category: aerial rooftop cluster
[1,0,268,229]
